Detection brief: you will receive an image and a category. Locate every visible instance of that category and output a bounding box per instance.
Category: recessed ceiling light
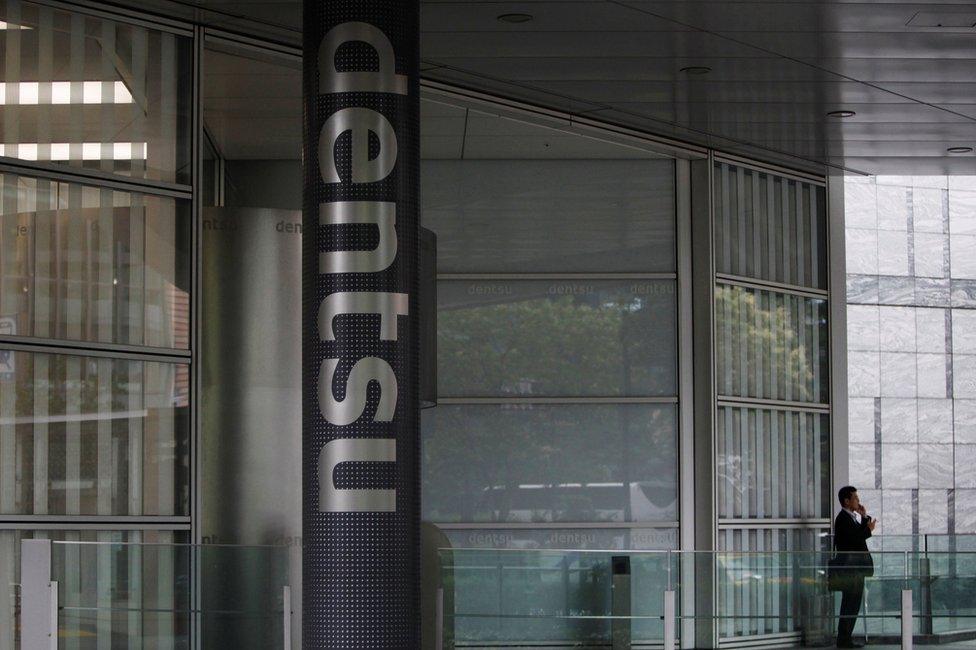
[948,146,974,154]
[497,13,533,23]
[679,66,712,76]
[826,110,856,118]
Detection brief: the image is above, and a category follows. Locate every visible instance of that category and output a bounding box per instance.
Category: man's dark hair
[838,485,857,505]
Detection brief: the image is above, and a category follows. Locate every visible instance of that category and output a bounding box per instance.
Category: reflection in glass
[438,280,677,397]
[0,529,185,650]
[423,159,676,273]
[422,404,677,523]
[0,0,191,183]
[0,172,190,348]
[714,162,827,289]
[442,549,677,646]
[0,350,189,516]
[716,528,829,639]
[715,284,829,403]
[439,527,677,551]
[717,406,829,519]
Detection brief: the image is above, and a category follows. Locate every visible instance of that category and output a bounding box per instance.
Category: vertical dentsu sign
[303,2,420,649]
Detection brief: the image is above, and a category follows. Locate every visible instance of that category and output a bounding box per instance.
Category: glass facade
[713,162,831,640]
[421,99,681,560]
[0,2,853,648]
[0,0,192,183]
[0,1,191,647]
[846,175,976,538]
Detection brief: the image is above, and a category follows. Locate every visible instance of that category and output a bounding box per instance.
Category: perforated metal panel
[303,2,420,648]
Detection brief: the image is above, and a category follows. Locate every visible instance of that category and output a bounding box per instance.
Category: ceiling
[134,0,976,176]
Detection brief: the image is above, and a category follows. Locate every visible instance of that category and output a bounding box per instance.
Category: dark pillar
[302,2,420,649]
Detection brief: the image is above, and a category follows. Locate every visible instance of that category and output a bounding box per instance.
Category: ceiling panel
[141,0,976,174]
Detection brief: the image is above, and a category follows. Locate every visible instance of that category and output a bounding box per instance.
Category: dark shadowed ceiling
[120,0,976,176]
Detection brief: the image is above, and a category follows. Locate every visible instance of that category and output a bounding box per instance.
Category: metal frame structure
[0,3,842,649]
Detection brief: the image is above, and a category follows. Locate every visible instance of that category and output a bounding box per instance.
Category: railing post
[282,586,292,650]
[611,556,631,650]
[21,539,56,650]
[901,589,913,650]
[435,587,444,650]
[664,589,676,650]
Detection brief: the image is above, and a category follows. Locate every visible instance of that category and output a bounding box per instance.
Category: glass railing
[19,539,293,650]
[437,548,976,649]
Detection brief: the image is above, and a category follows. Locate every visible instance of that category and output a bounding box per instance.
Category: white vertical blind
[714,162,827,290]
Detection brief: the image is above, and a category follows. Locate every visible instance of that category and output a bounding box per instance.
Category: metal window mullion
[96,531,112,650]
[154,364,175,515]
[785,412,795,520]
[780,179,791,289]
[787,294,798,403]
[96,358,112,516]
[0,159,193,200]
[733,408,742,519]
[812,186,823,289]
[747,409,762,517]
[128,360,144,516]
[36,6,54,163]
[796,183,807,289]
[755,285,764,399]
[722,164,732,275]
[717,407,726,518]
[32,354,50,515]
[738,288,748,397]
[771,411,781,518]
[768,176,781,287]
[5,1,23,160]
[66,356,82,517]
[434,396,677,405]
[99,20,117,177]
[751,171,763,282]
[736,167,748,279]
[811,299,822,408]
[0,338,190,364]
[724,408,734,521]
[814,414,824,518]
[798,411,809,519]
[734,408,744,519]
[435,272,677,281]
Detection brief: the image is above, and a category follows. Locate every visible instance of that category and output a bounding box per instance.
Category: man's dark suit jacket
[833,510,874,576]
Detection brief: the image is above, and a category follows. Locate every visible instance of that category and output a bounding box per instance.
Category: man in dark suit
[833,485,877,648]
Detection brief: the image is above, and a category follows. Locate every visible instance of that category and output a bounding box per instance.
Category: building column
[302,2,421,649]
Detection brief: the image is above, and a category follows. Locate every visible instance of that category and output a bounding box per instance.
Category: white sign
[0,317,15,379]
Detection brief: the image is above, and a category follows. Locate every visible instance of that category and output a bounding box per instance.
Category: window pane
[0,529,187,650]
[0,350,189,516]
[717,406,830,519]
[0,0,192,183]
[422,158,676,273]
[716,527,828,639]
[714,162,826,289]
[0,172,190,349]
[715,283,829,404]
[422,404,677,523]
[439,280,677,397]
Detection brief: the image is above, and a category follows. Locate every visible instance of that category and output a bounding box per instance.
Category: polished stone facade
[846,175,976,536]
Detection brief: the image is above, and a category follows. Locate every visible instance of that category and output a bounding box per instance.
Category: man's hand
[868,518,877,531]
[856,504,867,516]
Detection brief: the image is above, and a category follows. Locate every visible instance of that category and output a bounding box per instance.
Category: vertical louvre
[0,0,190,183]
[714,162,826,290]
[715,284,829,404]
[718,406,830,519]
[718,528,828,639]
[0,350,188,516]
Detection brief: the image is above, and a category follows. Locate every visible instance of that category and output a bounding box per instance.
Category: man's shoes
[836,639,865,648]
